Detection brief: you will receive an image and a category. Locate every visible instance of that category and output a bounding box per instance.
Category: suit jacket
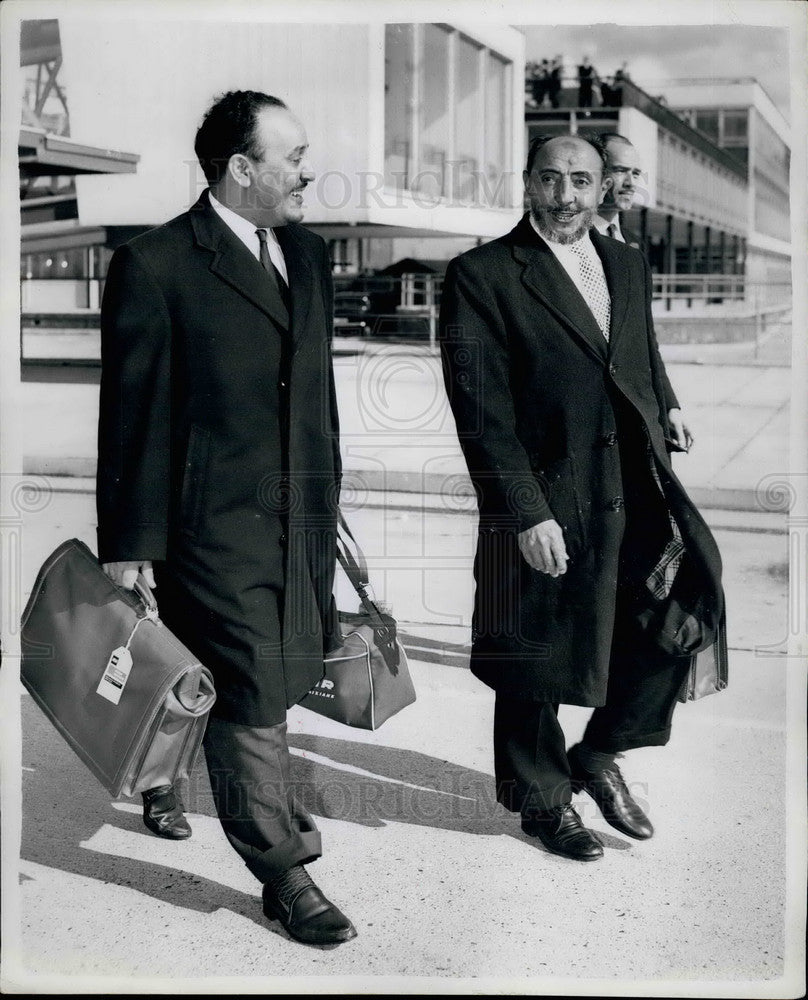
[595,215,643,252]
[97,191,341,726]
[439,215,724,706]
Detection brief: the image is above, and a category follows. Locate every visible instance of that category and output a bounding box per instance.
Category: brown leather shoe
[521,803,604,861]
[568,744,654,840]
[141,784,192,840]
[262,866,357,945]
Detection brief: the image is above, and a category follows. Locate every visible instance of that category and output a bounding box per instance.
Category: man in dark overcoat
[440,135,725,862]
[97,91,355,943]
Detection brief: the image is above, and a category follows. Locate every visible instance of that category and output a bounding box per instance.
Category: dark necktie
[607,223,618,240]
[256,228,290,311]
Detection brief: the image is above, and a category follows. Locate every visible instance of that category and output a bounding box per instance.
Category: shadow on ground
[20,702,629,933]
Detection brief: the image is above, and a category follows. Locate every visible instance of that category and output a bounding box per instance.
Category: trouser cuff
[497,778,571,815]
[582,725,673,754]
[234,825,322,884]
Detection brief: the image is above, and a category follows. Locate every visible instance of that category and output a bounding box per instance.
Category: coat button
[608,496,624,511]
[609,362,618,376]
[279,532,287,545]
[602,431,618,447]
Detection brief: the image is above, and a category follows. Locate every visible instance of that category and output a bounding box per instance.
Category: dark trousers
[494,608,691,814]
[203,716,322,882]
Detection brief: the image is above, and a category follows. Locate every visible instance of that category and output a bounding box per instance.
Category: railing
[334,273,444,346]
[20,273,791,377]
[524,74,748,180]
[652,275,791,308]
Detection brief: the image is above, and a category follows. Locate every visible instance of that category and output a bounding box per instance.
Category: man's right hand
[102,560,156,591]
[518,519,568,577]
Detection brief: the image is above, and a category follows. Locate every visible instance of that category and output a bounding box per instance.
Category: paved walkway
[3,487,805,994]
[20,330,794,513]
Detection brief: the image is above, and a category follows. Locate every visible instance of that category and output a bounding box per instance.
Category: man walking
[97,91,355,943]
[440,135,725,862]
[594,132,644,248]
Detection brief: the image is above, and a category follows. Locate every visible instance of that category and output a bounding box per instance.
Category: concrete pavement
[5,328,805,994]
[21,326,794,513]
[2,482,805,995]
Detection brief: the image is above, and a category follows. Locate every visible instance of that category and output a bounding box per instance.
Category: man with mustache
[440,134,724,861]
[97,91,355,943]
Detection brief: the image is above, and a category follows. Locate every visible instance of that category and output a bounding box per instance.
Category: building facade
[523,74,791,304]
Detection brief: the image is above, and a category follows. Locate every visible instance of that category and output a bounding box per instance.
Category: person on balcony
[577,56,597,108]
[548,55,564,108]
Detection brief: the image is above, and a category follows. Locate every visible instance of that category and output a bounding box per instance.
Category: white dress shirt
[529,215,610,301]
[209,191,289,284]
[593,214,625,242]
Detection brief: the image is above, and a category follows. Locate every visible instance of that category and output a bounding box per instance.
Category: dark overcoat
[97,191,341,726]
[439,215,724,706]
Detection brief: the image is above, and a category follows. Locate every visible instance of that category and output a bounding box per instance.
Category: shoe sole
[143,823,192,840]
[262,904,358,945]
[523,827,604,862]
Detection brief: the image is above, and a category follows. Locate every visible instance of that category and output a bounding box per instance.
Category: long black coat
[439,215,724,706]
[97,192,341,726]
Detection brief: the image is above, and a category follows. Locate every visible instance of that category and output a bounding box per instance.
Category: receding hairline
[531,136,604,171]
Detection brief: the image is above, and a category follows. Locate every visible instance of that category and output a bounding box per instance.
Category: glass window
[454,34,482,203]
[384,24,414,193]
[415,24,451,200]
[484,51,510,208]
[694,110,719,142]
[722,110,748,143]
[384,23,513,208]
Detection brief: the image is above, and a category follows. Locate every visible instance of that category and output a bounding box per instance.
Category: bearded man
[439,134,725,861]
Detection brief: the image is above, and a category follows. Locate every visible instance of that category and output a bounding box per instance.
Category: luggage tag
[96,603,159,705]
[96,647,133,705]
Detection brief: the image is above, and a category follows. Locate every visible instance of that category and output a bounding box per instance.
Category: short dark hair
[525,133,608,175]
[195,90,288,186]
[598,131,633,150]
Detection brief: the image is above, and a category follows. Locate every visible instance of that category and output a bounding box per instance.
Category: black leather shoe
[568,744,654,840]
[141,784,192,840]
[262,866,357,945]
[521,803,604,861]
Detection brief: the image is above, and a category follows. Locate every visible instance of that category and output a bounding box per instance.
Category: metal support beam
[664,213,673,311]
[686,220,694,307]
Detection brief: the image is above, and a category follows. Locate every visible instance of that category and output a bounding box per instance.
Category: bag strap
[337,512,400,671]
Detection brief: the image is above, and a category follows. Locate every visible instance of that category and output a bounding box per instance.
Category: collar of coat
[509,213,634,364]
[188,189,315,342]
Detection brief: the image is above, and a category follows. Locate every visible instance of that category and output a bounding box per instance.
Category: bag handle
[133,574,158,613]
[337,512,400,671]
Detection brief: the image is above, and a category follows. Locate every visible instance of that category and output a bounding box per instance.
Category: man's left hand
[668,407,694,452]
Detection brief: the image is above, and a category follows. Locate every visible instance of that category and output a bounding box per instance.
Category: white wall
[63,17,523,238]
[64,19,376,226]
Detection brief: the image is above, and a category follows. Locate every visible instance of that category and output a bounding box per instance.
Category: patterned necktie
[256,228,290,311]
[569,240,611,340]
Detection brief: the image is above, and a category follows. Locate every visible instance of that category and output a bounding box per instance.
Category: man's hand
[668,407,694,452]
[518,519,568,577]
[102,560,156,591]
